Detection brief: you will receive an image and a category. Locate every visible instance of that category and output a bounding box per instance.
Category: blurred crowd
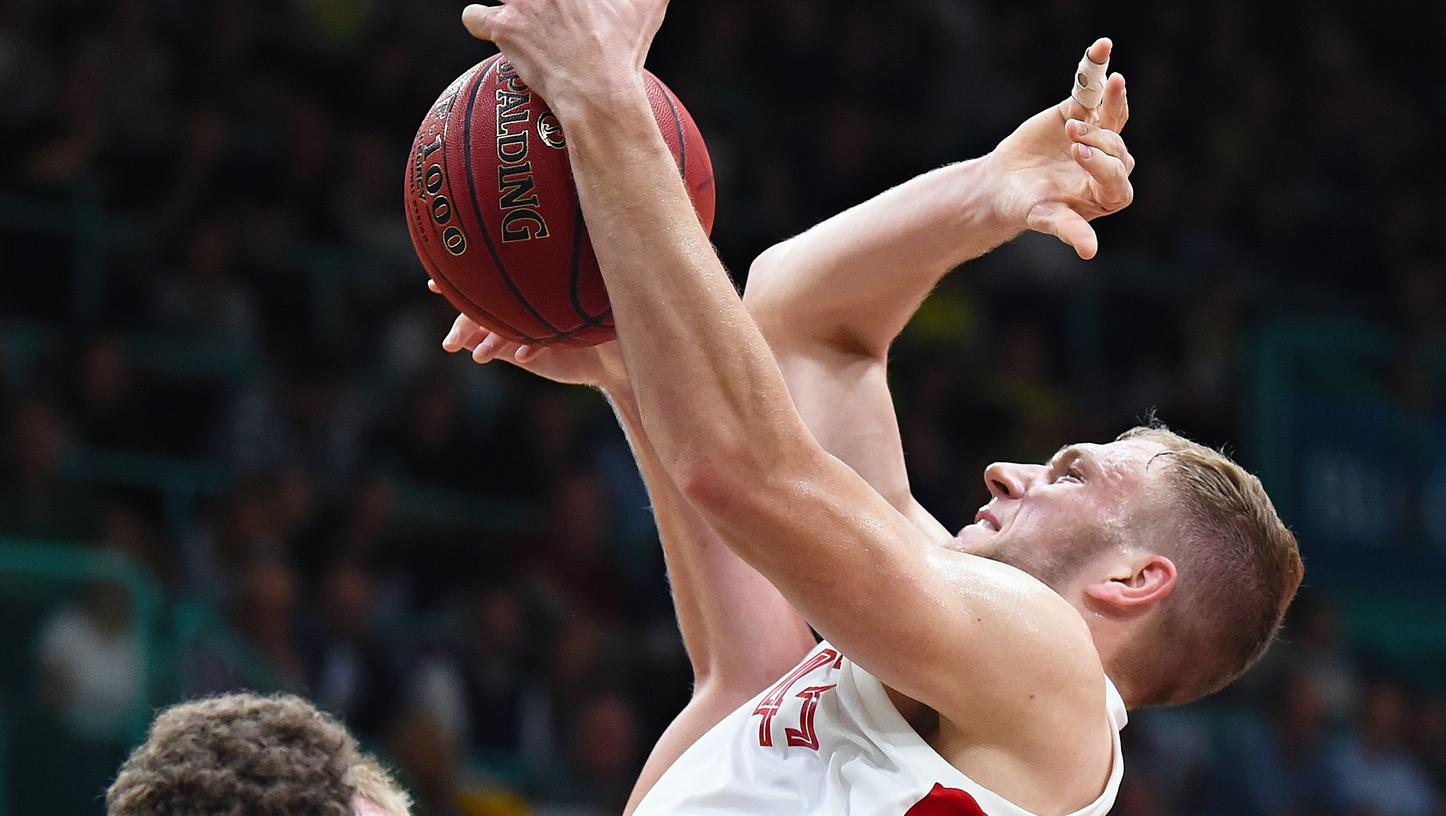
[1,0,1443,814]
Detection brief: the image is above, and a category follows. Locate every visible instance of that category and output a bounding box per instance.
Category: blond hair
[108,692,411,816]
[1116,424,1304,706]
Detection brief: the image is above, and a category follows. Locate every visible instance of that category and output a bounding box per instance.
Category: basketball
[404,54,716,347]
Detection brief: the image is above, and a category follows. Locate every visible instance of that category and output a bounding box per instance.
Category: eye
[1055,466,1084,484]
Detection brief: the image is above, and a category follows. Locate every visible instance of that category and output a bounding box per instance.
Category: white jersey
[635,641,1127,816]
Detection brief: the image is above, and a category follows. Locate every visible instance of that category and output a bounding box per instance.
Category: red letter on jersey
[753,648,838,747]
[784,684,837,750]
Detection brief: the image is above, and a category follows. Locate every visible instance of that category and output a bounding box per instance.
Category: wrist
[956,155,1025,242]
[548,72,650,130]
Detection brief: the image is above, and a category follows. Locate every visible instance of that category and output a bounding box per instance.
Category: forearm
[558,84,809,481]
[745,157,1017,357]
[606,388,813,690]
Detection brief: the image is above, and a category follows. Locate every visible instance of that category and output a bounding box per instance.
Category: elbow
[673,449,751,517]
[742,241,794,327]
[674,434,818,523]
[672,430,799,521]
[744,241,877,359]
[745,240,793,293]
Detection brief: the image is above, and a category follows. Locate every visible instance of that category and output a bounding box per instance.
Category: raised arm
[744,39,1133,528]
[463,1,1108,763]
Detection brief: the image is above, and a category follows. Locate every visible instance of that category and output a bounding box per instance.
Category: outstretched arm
[463,2,1107,766]
[745,39,1133,530]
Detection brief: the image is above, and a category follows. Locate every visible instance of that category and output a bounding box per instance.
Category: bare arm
[747,38,1130,359]
[604,392,816,813]
[435,312,813,812]
[746,157,1015,360]
[745,40,1133,526]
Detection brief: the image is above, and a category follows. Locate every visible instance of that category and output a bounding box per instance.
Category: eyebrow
[1047,444,1086,472]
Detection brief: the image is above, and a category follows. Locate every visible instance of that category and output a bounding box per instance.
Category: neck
[1082,615,1142,709]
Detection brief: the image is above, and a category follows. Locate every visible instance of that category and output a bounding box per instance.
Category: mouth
[972,507,1001,533]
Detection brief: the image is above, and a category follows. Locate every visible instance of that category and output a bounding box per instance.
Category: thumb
[1027,202,1099,260]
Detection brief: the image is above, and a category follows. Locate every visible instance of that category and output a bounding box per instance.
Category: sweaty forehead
[1054,439,1173,487]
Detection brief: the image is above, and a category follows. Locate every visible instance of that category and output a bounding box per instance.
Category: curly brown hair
[107,692,410,816]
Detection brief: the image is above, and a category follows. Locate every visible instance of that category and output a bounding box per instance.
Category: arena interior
[0,0,1443,813]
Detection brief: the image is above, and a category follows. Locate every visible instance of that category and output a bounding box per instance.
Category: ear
[1084,553,1177,617]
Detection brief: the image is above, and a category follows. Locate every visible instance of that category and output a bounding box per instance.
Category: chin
[951,524,998,556]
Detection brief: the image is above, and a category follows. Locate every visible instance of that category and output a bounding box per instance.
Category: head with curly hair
[107,692,411,816]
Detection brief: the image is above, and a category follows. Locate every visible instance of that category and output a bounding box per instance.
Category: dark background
[1,0,1443,814]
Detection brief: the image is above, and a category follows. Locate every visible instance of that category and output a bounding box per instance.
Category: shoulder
[928,548,1100,665]
[927,554,1116,811]
[925,548,1105,734]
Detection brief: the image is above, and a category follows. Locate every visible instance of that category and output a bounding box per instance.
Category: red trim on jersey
[905,783,989,815]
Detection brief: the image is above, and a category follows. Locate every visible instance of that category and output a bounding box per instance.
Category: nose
[983,461,1035,500]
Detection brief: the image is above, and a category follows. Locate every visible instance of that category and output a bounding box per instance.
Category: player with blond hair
[438,4,1303,813]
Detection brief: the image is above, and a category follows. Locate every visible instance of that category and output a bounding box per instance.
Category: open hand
[430,280,627,392]
[985,38,1134,260]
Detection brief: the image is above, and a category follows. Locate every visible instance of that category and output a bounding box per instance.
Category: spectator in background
[179,479,275,602]
[1232,671,1339,816]
[532,690,643,816]
[188,558,306,694]
[410,581,533,762]
[36,578,140,741]
[303,558,401,741]
[219,350,369,493]
[519,617,630,787]
[235,558,306,687]
[34,499,167,734]
[299,470,410,610]
[1246,590,1361,725]
[388,709,467,816]
[1118,708,1214,816]
[386,707,528,816]
[62,334,153,452]
[153,218,259,350]
[0,399,98,541]
[1332,677,1441,816]
[374,369,480,490]
[524,469,630,623]
[1293,594,1362,725]
[333,130,420,300]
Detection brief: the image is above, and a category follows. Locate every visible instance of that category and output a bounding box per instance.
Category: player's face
[951,439,1171,588]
